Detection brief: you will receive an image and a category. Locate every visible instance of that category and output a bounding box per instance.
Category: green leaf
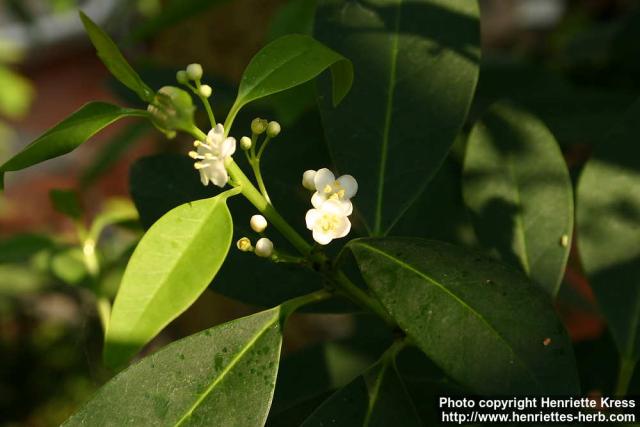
[49,189,83,220]
[51,247,88,286]
[225,34,353,129]
[64,308,283,426]
[0,102,146,190]
[301,356,421,426]
[463,102,573,296]
[315,0,480,235]
[577,98,640,361]
[349,238,580,395]
[79,11,154,102]
[105,192,235,367]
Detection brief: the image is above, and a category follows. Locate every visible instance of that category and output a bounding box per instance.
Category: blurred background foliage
[0,0,639,425]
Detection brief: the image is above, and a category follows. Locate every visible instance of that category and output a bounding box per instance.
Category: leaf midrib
[355,241,543,392]
[173,310,280,426]
[239,37,326,103]
[373,1,402,235]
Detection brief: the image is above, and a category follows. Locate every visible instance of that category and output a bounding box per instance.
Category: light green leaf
[225,34,352,129]
[463,102,573,296]
[349,238,579,395]
[0,102,147,190]
[301,355,421,426]
[80,11,154,102]
[577,98,640,362]
[50,189,83,220]
[65,308,283,426]
[0,65,34,119]
[315,0,480,235]
[105,191,236,367]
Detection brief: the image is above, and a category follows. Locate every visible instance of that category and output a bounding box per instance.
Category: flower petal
[337,175,358,199]
[199,170,209,186]
[312,229,333,245]
[208,161,228,187]
[314,168,335,192]
[333,216,351,238]
[220,137,236,158]
[311,192,327,209]
[305,208,322,230]
[207,123,225,147]
[321,199,346,215]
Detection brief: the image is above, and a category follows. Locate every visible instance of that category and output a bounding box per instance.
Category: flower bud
[302,170,317,191]
[250,214,268,233]
[251,118,268,135]
[198,84,212,98]
[186,63,203,80]
[147,86,196,135]
[236,237,253,252]
[240,136,252,151]
[255,237,274,258]
[266,121,281,138]
[176,70,188,84]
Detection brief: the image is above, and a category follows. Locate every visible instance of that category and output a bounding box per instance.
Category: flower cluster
[303,168,358,245]
[190,124,236,187]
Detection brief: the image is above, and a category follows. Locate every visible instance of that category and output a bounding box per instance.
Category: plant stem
[331,270,395,326]
[615,357,636,396]
[250,159,271,203]
[96,297,111,333]
[281,289,332,316]
[227,160,312,256]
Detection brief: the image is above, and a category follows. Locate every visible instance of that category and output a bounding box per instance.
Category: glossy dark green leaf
[349,238,580,395]
[315,0,480,235]
[49,189,83,220]
[105,192,235,367]
[80,12,154,102]
[65,308,282,426]
[0,102,146,190]
[577,98,640,361]
[301,356,421,426]
[225,34,353,129]
[463,103,573,296]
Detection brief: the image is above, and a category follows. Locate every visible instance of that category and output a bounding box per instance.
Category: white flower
[255,237,274,257]
[190,123,236,187]
[311,168,357,215]
[250,214,267,233]
[305,199,352,245]
[302,170,317,191]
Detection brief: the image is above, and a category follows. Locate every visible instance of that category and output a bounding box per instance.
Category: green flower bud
[251,118,268,135]
[147,86,196,135]
[186,63,203,80]
[240,136,252,151]
[266,121,281,138]
[176,70,188,84]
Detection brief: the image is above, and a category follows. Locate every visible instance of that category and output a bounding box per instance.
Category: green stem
[227,160,312,256]
[615,357,636,396]
[189,80,216,127]
[281,289,332,317]
[250,159,271,203]
[331,270,395,326]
